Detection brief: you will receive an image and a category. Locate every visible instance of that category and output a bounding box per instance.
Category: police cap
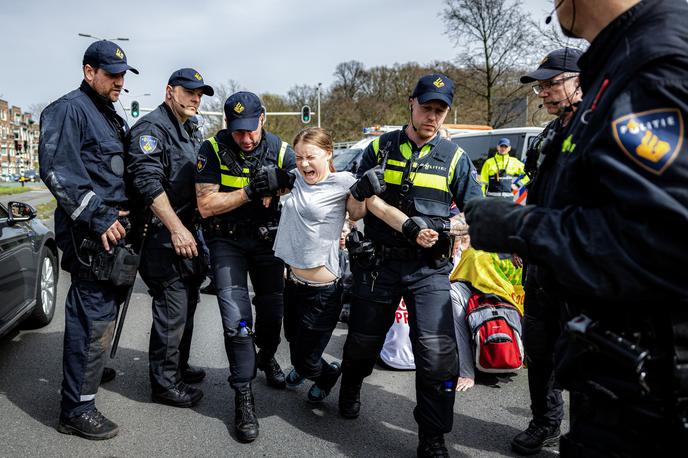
[224,91,264,132]
[83,40,139,75]
[411,74,454,107]
[520,48,582,83]
[168,68,214,96]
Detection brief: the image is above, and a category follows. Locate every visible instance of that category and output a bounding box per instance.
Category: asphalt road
[0,210,568,458]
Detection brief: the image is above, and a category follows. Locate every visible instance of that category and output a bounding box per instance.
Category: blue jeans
[283,277,342,388]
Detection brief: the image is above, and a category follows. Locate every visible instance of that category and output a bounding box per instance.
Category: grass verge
[0,186,38,195]
[36,199,57,220]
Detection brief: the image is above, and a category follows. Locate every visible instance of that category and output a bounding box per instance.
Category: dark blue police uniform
[38,40,137,436]
[195,116,295,394]
[340,75,484,450]
[126,89,208,400]
[466,1,688,455]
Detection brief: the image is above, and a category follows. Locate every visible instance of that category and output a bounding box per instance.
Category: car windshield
[451,133,524,170]
[333,148,362,171]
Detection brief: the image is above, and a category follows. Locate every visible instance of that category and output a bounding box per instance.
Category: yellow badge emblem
[194,72,202,80]
[115,48,124,59]
[611,108,684,175]
[234,102,245,114]
[433,78,445,89]
[540,56,549,65]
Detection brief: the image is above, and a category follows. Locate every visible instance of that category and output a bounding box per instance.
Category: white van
[450,127,544,170]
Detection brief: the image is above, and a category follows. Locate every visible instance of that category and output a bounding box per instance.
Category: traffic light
[131,101,140,118]
[301,105,311,124]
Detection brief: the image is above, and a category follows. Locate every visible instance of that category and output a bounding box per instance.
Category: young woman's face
[294,142,332,185]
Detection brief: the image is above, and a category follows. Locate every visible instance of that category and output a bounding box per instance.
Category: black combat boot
[417,431,449,458]
[338,375,362,419]
[181,364,206,384]
[511,421,560,455]
[152,382,204,408]
[256,351,286,389]
[57,409,119,440]
[235,387,259,443]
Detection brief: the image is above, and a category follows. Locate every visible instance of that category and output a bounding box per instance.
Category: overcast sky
[1,0,551,112]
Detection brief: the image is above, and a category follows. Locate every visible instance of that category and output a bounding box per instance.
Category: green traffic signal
[301,105,311,124]
[131,101,140,118]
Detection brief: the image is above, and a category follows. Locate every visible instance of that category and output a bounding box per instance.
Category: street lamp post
[78,33,129,41]
[317,82,322,128]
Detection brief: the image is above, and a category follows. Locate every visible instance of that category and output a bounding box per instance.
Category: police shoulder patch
[139,135,159,155]
[197,154,207,172]
[611,108,684,175]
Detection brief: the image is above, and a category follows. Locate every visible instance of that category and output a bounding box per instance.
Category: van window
[451,133,525,170]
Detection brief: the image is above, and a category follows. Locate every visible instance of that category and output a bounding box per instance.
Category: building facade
[0,99,39,180]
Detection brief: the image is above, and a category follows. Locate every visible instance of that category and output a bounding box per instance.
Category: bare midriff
[291,265,337,283]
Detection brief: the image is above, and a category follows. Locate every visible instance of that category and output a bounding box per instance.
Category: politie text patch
[611,108,683,175]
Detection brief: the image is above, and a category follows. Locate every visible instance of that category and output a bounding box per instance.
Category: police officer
[195,91,295,442]
[465,0,688,455]
[510,47,583,456]
[340,74,483,457]
[39,40,138,440]
[126,68,213,407]
[479,137,528,198]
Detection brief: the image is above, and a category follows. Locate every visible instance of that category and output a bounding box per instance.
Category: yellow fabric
[278,141,287,168]
[209,136,250,182]
[479,154,529,194]
[450,248,525,315]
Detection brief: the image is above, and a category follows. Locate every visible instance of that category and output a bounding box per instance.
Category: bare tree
[443,0,537,127]
[286,84,318,110]
[332,61,367,100]
[533,19,588,52]
[28,102,48,120]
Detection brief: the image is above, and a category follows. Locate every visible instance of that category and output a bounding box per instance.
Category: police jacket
[39,81,128,269]
[517,0,688,321]
[358,128,483,247]
[126,103,202,235]
[479,154,528,197]
[195,129,296,224]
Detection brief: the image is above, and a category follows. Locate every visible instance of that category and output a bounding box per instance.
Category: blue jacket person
[39,40,138,440]
[465,0,688,455]
[340,74,483,457]
[125,68,213,408]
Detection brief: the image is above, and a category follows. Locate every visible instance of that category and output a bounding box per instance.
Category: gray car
[0,201,59,338]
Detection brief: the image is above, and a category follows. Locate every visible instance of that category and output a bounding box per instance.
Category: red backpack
[465,293,524,373]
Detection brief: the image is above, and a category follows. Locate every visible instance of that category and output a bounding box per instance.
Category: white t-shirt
[274,171,355,277]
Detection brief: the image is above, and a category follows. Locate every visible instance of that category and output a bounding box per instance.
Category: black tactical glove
[464,198,534,254]
[349,167,386,201]
[243,180,260,201]
[253,166,295,195]
[401,216,451,245]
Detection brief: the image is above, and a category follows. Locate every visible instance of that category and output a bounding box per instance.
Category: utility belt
[202,217,278,243]
[76,239,139,286]
[345,229,452,269]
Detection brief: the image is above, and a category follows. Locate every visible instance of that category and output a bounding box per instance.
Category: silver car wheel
[40,255,55,316]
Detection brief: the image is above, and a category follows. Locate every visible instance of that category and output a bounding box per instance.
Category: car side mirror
[8,201,37,224]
